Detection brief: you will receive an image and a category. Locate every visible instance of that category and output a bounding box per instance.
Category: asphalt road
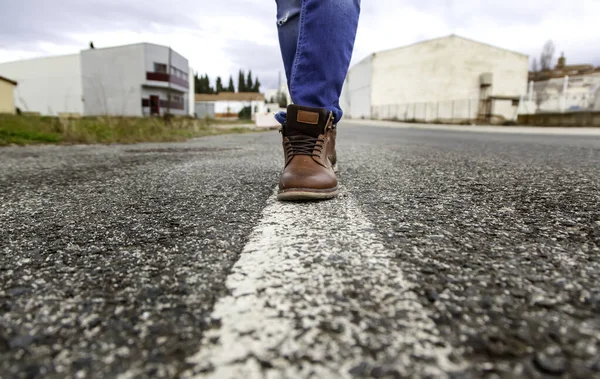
[1,122,599,379]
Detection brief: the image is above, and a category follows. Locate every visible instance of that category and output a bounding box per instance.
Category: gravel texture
[1,124,599,379]
[341,125,600,379]
[0,135,278,378]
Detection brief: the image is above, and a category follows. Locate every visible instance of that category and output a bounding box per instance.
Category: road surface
[1,122,599,379]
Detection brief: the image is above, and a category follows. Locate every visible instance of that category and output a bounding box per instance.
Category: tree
[194,73,215,94]
[194,72,200,93]
[253,77,261,92]
[194,73,206,94]
[238,106,252,120]
[227,75,235,92]
[246,71,253,93]
[540,40,555,71]
[238,70,246,92]
[216,76,224,93]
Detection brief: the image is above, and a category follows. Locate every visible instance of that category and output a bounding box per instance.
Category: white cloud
[0,1,598,90]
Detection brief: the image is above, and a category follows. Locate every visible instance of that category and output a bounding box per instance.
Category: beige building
[0,75,17,114]
[341,35,530,123]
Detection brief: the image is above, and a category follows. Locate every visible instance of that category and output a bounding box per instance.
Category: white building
[195,92,266,119]
[0,43,194,117]
[520,55,600,114]
[341,35,530,123]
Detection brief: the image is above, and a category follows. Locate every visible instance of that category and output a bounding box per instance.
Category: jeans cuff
[275,111,287,125]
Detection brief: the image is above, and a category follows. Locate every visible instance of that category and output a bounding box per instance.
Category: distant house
[195,92,265,119]
[0,43,194,117]
[0,75,17,114]
[526,54,600,113]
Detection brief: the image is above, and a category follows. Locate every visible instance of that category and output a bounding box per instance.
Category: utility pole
[278,71,281,92]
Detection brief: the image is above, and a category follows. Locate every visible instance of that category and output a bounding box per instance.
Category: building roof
[0,42,186,67]
[381,34,528,58]
[352,34,529,67]
[195,92,265,102]
[0,75,17,86]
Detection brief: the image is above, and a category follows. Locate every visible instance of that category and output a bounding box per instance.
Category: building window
[154,63,167,73]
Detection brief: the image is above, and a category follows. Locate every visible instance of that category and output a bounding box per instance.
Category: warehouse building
[341,35,530,123]
[0,43,194,117]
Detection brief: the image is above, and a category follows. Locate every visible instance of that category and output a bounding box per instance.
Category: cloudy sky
[0,0,597,90]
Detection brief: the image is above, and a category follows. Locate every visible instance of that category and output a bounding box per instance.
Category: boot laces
[284,135,324,158]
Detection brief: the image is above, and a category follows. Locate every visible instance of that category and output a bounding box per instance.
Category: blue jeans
[274,0,361,125]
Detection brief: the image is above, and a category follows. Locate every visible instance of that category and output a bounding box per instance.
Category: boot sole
[277,187,339,201]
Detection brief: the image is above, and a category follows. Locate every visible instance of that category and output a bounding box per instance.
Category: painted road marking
[183,187,465,378]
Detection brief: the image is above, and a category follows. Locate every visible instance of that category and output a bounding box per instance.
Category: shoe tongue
[286,123,323,139]
[285,106,329,139]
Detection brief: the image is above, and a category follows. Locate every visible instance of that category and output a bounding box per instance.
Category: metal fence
[372,93,600,124]
[372,99,481,123]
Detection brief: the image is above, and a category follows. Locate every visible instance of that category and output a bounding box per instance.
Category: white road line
[183,187,465,379]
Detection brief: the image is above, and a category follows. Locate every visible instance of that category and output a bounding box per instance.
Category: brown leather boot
[278,104,338,201]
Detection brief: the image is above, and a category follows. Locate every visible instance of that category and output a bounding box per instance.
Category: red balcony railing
[146,72,188,89]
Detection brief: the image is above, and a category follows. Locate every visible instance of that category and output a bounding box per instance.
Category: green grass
[0,115,256,146]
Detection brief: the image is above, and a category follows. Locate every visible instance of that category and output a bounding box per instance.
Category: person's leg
[274,0,360,201]
[275,0,361,125]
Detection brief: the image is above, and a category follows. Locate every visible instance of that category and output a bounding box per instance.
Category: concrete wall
[0,80,16,114]
[518,111,600,127]
[341,55,372,119]
[0,54,83,116]
[81,45,145,116]
[369,35,529,120]
[527,73,600,113]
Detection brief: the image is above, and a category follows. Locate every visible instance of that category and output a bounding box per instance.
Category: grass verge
[0,115,257,146]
